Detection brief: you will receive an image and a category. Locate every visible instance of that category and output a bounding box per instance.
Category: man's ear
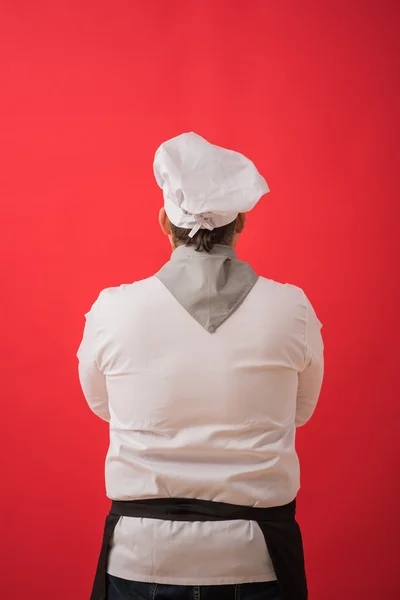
[159,207,172,236]
[236,213,246,234]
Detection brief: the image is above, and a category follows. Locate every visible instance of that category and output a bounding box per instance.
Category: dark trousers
[107,575,282,600]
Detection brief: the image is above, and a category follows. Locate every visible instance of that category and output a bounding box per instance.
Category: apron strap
[90,513,120,600]
[258,519,307,599]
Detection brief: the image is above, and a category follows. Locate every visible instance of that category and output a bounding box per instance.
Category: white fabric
[154,132,270,236]
[77,276,324,585]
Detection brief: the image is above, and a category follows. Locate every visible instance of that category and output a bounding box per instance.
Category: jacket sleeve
[76,296,110,422]
[295,293,324,427]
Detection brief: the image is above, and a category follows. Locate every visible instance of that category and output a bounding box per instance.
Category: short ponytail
[170,219,238,253]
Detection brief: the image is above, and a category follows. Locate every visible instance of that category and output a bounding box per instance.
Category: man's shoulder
[90,276,160,309]
[251,277,309,325]
[257,275,305,301]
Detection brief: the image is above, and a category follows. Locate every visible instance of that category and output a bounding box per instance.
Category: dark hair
[170,219,238,253]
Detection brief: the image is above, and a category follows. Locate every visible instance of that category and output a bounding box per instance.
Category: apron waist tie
[90,497,307,600]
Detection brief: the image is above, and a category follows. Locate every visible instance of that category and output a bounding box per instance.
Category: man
[77,132,324,600]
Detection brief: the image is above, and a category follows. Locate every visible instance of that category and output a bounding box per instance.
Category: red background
[1,1,399,598]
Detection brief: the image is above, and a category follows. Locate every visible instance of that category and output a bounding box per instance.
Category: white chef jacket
[77,254,324,586]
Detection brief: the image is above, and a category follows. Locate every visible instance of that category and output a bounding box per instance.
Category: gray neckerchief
[156,244,258,333]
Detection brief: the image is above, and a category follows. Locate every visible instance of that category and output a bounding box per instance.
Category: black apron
[90,497,307,600]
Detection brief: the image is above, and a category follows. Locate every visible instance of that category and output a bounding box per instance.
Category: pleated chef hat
[153,132,270,238]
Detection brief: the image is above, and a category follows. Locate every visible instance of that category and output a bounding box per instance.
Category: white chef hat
[153,132,270,237]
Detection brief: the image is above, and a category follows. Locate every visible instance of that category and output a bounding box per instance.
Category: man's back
[78,256,323,585]
[78,132,324,598]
